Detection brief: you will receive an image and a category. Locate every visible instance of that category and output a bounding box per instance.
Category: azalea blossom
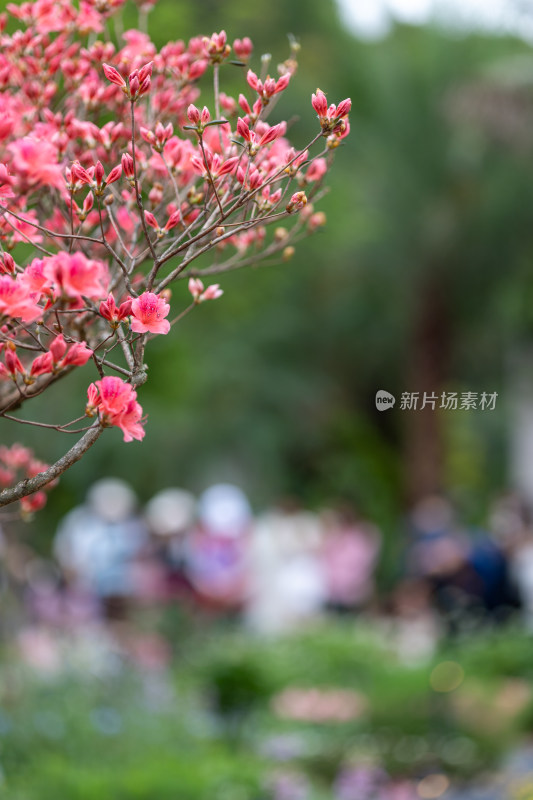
[42,252,108,300]
[188,277,223,303]
[0,275,42,323]
[86,376,145,442]
[130,291,170,334]
[8,137,64,190]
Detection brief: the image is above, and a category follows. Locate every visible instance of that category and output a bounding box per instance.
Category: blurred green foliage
[3,619,533,797]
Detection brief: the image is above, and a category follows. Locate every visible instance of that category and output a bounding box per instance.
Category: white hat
[145,488,196,536]
[198,484,251,538]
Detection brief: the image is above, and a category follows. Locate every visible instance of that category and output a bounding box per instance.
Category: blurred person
[406,495,476,629]
[407,494,519,630]
[320,503,381,613]
[245,500,326,634]
[183,483,252,612]
[143,487,197,600]
[53,478,149,620]
[490,492,533,627]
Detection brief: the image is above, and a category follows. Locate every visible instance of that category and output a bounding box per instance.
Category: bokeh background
[5,0,533,798]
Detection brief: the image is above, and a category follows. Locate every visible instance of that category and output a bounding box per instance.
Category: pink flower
[86,376,145,442]
[42,252,108,300]
[0,163,15,199]
[0,275,42,322]
[61,341,92,367]
[130,291,170,334]
[19,259,50,296]
[115,396,145,442]
[188,277,223,303]
[9,137,64,190]
[92,375,132,416]
[30,351,53,377]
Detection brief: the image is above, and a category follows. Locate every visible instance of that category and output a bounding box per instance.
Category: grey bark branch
[0,422,103,507]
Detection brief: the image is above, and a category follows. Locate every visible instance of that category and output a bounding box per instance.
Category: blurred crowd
[3,481,533,656]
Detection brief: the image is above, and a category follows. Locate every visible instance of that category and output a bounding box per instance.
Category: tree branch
[0,422,103,507]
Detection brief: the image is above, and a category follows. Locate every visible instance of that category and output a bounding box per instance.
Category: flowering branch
[0,2,350,514]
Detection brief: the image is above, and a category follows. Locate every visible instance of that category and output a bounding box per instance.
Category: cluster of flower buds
[188,278,223,303]
[247,70,291,106]
[141,122,174,153]
[70,160,122,197]
[99,293,133,329]
[311,88,351,136]
[203,30,231,63]
[103,61,153,101]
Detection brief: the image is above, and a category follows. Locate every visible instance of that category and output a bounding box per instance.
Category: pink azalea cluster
[86,376,145,442]
[0,0,350,513]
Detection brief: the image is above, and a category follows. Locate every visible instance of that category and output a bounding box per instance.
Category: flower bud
[103,63,126,88]
[121,153,135,181]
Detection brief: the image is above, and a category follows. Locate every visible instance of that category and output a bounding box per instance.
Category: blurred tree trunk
[405,275,450,504]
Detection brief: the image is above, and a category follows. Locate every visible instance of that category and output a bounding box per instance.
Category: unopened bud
[282,246,295,262]
[274,227,289,242]
[286,191,307,214]
[309,211,326,230]
[216,226,225,237]
[149,183,163,205]
[104,194,114,206]
[326,135,341,150]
